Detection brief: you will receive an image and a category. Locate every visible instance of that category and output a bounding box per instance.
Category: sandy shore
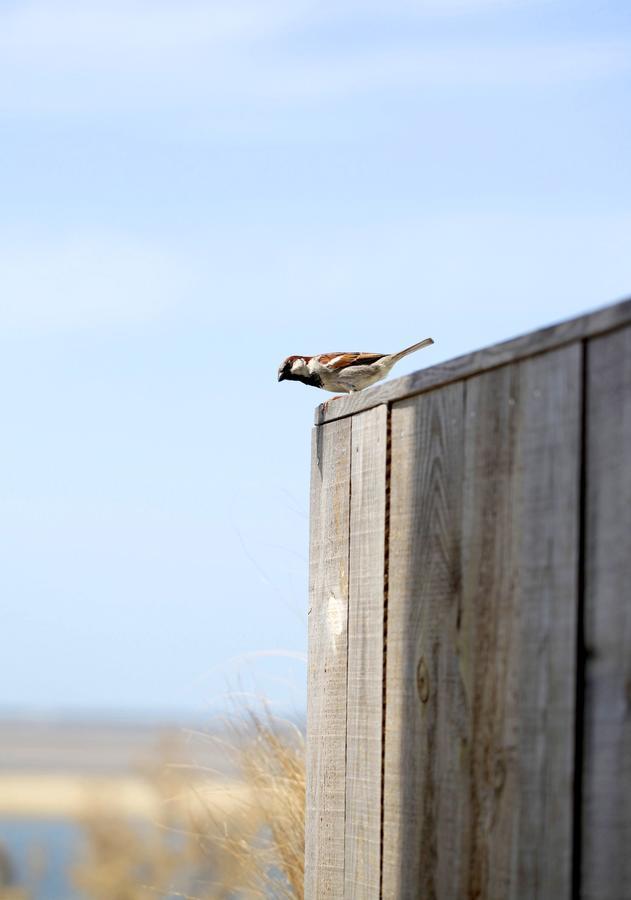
[0,773,251,820]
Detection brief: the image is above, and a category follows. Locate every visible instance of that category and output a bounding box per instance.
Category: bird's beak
[278,372,285,382]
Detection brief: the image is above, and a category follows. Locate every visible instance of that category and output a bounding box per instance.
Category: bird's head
[278,356,307,382]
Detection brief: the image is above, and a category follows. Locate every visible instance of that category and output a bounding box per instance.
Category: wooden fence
[305,298,631,900]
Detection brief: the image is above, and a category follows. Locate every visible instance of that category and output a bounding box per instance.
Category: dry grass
[70,708,305,899]
[211,708,305,899]
[0,706,305,899]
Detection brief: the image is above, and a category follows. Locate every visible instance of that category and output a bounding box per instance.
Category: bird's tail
[390,337,434,362]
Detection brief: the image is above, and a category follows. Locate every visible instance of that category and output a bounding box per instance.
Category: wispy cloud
[0,0,627,118]
[0,0,548,63]
[256,42,630,100]
[0,231,191,332]
[0,1,295,60]
[2,209,631,334]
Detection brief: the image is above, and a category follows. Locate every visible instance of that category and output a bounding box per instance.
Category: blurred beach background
[0,712,305,898]
[1,0,630,895]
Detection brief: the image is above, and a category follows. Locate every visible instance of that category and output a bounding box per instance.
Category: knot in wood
[493,753,507,792]
[416,656,430,704]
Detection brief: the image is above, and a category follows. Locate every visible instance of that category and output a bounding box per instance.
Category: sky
[0,0,630,718]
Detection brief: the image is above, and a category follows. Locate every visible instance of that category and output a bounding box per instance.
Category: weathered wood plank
[305,419,352,899]
[460,348,580,899]
[344,405,388,897]
[582,325,631,900]
[382,345,581,899]
[381,381,466,899]
[315,296,630,425]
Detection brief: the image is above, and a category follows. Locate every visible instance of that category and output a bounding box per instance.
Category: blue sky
[1,0,630,717]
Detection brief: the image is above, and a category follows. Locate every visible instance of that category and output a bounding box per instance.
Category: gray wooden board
[582,325,631,900]
[344,405,388,897]
[315,296,630,425]
[381,380,466,899]
[382,345,581,899]
[305,418,352,899]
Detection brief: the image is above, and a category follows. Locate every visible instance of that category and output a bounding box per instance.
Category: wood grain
[582,325,631,899]
[381,381,466,899]
[460,349,580,899]
[382,346,581,899]
[315,296,630,425]
[305,418,352,899]
[344,405,388,898]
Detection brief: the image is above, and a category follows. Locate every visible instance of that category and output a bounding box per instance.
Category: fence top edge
[314,295,631,425]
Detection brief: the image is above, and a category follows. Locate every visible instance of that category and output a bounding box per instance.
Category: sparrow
[277,337,434,394]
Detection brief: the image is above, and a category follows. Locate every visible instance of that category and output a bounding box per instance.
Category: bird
[277,337,434,394]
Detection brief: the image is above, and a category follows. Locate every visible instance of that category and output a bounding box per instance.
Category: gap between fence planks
[345,405,388,897]
[582,325,631,899]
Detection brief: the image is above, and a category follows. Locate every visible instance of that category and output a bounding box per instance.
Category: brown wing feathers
[318,352,386,369]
